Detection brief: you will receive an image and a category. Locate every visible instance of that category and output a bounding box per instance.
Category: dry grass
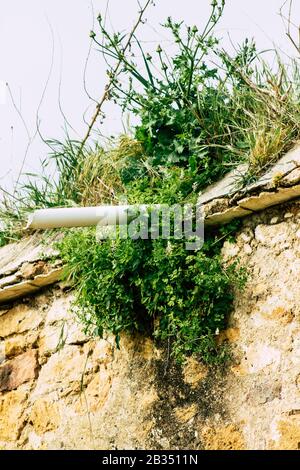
[247,120,292,175]
[76,135,144,205]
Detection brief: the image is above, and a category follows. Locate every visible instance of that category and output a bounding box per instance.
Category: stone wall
[1,201,300,449]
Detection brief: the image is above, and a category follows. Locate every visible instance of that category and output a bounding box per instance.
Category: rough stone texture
[0,386,30,442]
[0,268,63,304]
[219,200,300,450]
[29,399,61,434]
[202,144,300,225]
[198,143,300,207]
[201,424,245,450]
[0,233,63,304]
[198,163,248,205]
[4,331,39,358]
[2,201,300,448]
[0,350,39,392]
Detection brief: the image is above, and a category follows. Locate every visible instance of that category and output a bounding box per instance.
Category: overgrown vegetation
[59,222,246,363]
[56,1,252,363]
[1,0,300,361]
[92,0,300,192]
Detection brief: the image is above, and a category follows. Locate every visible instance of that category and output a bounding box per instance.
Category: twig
[280,0,300,54]
[79,347,96,450]
[78,0,153,156]
[83,0,98,105]
[6,83,33,196]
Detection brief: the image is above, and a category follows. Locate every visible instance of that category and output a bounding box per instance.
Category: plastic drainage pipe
[26,205,140,230]
[26,205,157,230]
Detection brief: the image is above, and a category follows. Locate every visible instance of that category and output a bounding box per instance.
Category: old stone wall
[1,201,300,449]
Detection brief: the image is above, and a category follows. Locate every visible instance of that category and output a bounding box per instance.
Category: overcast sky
[0,0,298,193]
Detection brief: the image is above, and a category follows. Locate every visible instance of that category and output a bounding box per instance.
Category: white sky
[0,0,298,193]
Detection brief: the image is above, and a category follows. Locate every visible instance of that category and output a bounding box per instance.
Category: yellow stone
[265,306,294,325]
[0,304,44,338]
[0,389,28,441]
[230,363,248,377]
[75,365,112,414]
[140,337,156,361]
[30,400,60,434]
[90,339,113,366]
[5,332,39,358]
[32,345,88,398]
[183,357,208,389]
[175,404,197,423]
[202,424,245,450]
[270,416,300,450]
[217,327,240,344]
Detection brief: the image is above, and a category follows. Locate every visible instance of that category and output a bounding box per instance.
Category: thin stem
[78,0,153,155]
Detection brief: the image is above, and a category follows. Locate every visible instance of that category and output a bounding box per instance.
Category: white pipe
[26,205,142,230]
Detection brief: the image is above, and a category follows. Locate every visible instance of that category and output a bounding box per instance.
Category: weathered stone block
[0,388,29,441]
[20,261,48,279]
[5,331,39,358]
[38,325,62,357]
[0,304,44,338]
[32,345,88,397]
[255,223,290,248]
[201,424,245,450]
[29,399,60,434]
[242,344,281,374]
[270,416,300,450]
[75,366,112,413]
[45,296,73,325]
[247,379,282,405]
[0,350,39,392]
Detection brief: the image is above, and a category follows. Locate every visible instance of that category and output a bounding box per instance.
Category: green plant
[2,0,298,363]
[92,1,300,189]
[3,1,300,230]
[59,223,246,363]
[95,1,236,178]
[0,230,8,247]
